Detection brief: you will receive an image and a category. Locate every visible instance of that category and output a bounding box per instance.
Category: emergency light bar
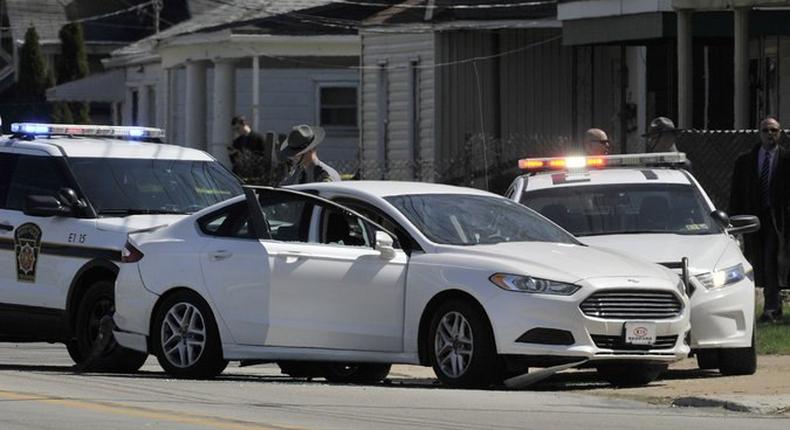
[518,152,687,172]
[11,123,165,140]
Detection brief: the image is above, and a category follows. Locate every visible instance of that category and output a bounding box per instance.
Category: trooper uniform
[277,124,341,185]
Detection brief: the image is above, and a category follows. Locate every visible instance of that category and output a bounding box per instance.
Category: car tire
[718,332,757,376]
[277,361,324,378]
[151,290,227,379]
[322,363,392,384]
[596,363,668,387]
[73,280,148,373]
[695,350,720,370]
[428,299,498,389]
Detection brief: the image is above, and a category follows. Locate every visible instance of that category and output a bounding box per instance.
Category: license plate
[624,322,656,345]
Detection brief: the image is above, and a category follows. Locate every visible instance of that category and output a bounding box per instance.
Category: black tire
[695,350,720,370]
[427,299,498,388]
[151,290,227,378]
[277,361,324,378]
[718,332,757,376]
[596,363,668,387]
[322,363,391,384]
[73,280,148,373]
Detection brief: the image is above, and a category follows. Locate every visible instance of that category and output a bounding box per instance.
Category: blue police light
[128,128,145,137]
[12,123,50,134]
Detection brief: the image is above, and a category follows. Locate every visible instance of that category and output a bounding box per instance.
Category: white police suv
[507,153,760,375]
[0,123,242,371]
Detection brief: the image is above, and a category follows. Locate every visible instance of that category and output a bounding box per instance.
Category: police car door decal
[14,223,42,283]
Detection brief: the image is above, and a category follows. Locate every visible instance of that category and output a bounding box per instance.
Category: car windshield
[521,183,721,236]
[69,158,243,216]
[385,194,579,246]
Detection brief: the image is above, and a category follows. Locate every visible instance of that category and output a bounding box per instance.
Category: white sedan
[113,182,690,388]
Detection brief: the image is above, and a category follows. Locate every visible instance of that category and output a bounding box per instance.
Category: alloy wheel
[434,311,474,378]
[160,302,207,368]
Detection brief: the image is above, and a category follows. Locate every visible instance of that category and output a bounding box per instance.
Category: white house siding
[360,31,436,180]
[167,66,358,168]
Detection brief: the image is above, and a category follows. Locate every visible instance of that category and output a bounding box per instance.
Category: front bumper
[484,279,690,364]
[689,277,754,349]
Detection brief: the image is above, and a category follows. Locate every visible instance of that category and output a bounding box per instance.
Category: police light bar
[518,152,687,172]
[11,123,165,140]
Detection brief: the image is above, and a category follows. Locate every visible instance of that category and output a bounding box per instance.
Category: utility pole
[154,0,163,33]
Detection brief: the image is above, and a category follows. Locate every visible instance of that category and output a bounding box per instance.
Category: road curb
[672,396,790,415]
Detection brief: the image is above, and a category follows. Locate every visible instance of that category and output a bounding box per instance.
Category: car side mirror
[58,187,87,210]
[24,195,72,217]
[375,230,396,260]
[710,210,730,228]
[728,215,760,235]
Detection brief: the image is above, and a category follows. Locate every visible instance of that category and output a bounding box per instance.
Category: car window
[256,190,314,243]
[198,201,255,239]
[320,206,371,247]
[521,183,721,236]
[0,153,16,209]
[332,197,415,251]
[6,155,74,211]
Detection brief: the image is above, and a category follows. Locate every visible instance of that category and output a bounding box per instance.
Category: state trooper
[277,124,341,185]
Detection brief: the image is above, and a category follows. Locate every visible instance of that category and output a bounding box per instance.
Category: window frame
[315,81,359,130]
[3,152,86,216]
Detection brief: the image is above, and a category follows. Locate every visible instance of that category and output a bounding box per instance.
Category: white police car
[0,123,242,371]
[507,153,759,375]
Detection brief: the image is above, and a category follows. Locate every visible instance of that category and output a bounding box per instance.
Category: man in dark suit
[730,116,787,322]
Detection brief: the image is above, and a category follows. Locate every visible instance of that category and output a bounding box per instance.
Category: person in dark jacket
[730,116,788,322]
[277,124,340,185]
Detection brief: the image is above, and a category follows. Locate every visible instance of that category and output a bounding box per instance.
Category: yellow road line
[0,389,307,430]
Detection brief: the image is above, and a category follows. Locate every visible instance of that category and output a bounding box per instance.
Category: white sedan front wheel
[428,300,498,388]
[152,290,227,378]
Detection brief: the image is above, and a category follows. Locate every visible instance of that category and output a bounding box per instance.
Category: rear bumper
[113,329,147,354]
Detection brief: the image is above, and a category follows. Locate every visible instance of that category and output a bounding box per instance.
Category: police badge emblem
[14,223,42,283]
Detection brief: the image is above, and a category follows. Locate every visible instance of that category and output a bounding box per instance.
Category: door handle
[0,223,13,232]
[209,250,233,261]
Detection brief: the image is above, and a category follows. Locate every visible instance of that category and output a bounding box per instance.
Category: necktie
[761,150,772,208]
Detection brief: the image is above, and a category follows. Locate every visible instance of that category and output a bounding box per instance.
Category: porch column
[185,61,208,149]
[252,55,260,131]
[211,59,236,167]
[122,86,134,126]
[734,7,750,129]
[137,84,151,126]
[677,10,693,129]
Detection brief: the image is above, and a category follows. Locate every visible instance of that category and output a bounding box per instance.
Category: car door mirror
[375,230,396,260]
[24,195,72,217]
[710,210,729,228]
[58,187,87,210]
[728,215,760,235]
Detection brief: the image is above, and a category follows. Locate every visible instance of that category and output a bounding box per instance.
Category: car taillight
[121,241,144,263]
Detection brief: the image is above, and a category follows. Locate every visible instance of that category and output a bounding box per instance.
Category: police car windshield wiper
[98,208,187,216]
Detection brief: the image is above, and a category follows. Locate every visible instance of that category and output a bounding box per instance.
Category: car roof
[523,168,693,191]
[0,135,214,161]
[290,180,498,199]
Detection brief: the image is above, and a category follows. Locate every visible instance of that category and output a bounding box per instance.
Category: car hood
[95,214,189,234]
[580,233,729,274]
[437,241,673,283]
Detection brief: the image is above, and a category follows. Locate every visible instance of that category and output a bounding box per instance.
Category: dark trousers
[759,210,782,312]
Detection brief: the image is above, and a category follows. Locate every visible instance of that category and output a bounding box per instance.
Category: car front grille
[579,290,683,319]
[591,334,678,350]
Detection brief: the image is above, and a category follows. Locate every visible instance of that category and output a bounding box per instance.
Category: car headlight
[489,273,580,295]
[695,263,751,289]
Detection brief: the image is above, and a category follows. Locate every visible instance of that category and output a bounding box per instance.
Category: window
[320,207,371,248]
[6,155,74,211]
[333,197,418,252]
[198,201,255,239]
[0,153,16,209]
[319,86,357,127]
[256,190,315,243]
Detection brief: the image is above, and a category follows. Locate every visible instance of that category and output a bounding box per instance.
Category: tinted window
[386,194,578,246]
[199,201,255,239]
[334,198,413,250]
[69,158,242,216]
[256,190,315,243]
[6,155,73,211]
[521,184,721,236]
[320,206,371,247]
[0,153,16,209]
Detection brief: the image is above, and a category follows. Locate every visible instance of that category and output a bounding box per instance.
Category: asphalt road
[0,344,787,430]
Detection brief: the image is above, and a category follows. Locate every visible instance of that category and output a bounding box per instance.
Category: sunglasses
[762,128,780,133]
